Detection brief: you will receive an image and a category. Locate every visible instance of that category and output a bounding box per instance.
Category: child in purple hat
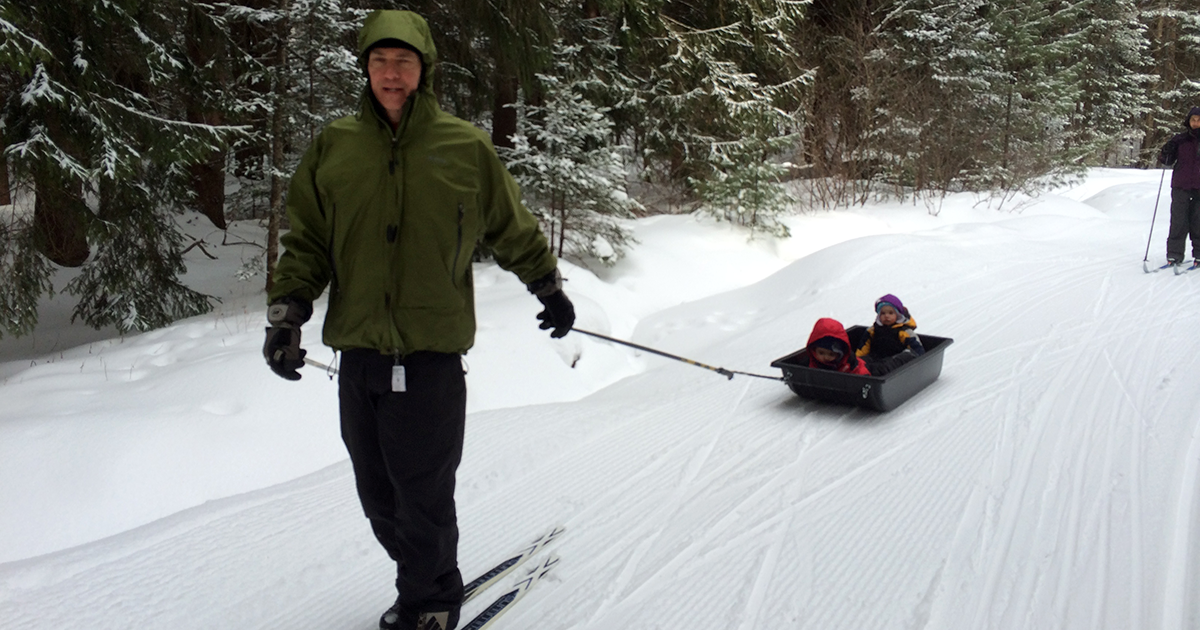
[856,294,925,361]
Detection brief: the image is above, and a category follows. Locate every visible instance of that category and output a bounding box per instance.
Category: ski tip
[518,554,560,590]
[538,553,561,573]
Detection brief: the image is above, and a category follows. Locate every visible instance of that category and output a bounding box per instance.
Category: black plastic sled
[770,326,953,412]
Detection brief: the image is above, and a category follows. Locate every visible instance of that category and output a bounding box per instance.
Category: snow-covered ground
[2,168,1198,629]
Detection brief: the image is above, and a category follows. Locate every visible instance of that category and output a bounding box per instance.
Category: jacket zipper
[451,202,464,283]
[387,131,402,356]
[328,204,339,300]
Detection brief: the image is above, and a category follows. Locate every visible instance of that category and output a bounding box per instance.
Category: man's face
[1190,114,1200,130]
[368,47,422,124]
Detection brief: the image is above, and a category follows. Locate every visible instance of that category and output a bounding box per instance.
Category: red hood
[807,317,853,369]
[807,317,852,350]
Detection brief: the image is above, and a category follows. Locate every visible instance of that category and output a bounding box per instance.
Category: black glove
[537,290,575,338]
[263,297,313,380]
[1161,135,1182,166]
[527,269,575,339]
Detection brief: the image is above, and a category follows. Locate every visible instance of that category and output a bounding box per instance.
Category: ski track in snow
[4,206,1200,629]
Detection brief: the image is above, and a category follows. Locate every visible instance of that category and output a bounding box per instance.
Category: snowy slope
[1,169,1198,630]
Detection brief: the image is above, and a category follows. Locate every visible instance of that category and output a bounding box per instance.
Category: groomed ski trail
[3,212,1200,630]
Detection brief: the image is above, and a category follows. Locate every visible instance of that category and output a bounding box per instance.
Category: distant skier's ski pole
[1143,167,1168,273]
[572,328,781,381]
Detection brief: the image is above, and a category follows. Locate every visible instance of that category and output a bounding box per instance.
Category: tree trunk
[32,166,90,267]
[1139,4,1173,165]
[186,4,228,230]
[32,105,90,267]
[231,0,275,214]
[265,0,290,293]
[0,151,9,206]
[187,124,228,233]
[492,74,519,149]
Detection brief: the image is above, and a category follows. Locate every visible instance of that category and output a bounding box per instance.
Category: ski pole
[572,327,782,381]
[1143,167,1168,272]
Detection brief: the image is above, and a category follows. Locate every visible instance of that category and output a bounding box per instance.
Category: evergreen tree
[1138,0,1200,161]
[692,126,793,237]
[972,0,1071,189]
[410,0,556,146]
[846,0,1153,196]
[0,0,236,337]
[633,0,809,212]
[504,35,639,265]
[848,0,999,196]
[200,0,362,287]
[1051,0,1153,167]
[797,0,879,197]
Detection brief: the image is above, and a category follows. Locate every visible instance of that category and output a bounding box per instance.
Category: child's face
[812,347,840,364]
[878,305,898,326]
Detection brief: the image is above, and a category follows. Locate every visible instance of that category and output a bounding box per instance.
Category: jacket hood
[807,317,853,368]
[358,10,437,95]
[1185,106,1200,129]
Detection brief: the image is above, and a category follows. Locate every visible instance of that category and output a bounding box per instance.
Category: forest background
[1,0,1199,338]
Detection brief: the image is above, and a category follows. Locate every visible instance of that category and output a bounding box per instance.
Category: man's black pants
[338,349,466,617]
[1167,188,1200,262]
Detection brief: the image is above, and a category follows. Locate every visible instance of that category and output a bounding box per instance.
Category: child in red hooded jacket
[807,317,916,377]
[807,317,872,375]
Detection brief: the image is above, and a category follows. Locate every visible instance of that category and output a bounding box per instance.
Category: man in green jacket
[262,10,575,630]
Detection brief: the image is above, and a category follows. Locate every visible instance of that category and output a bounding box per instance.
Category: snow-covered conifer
[503,36,639,266]
[0,0,236,336]
[1138,0,1200,159]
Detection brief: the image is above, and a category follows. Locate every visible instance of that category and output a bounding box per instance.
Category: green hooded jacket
[269,10,558,356]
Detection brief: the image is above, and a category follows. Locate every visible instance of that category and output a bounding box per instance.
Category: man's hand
[537,290,575,338]
[528,269,575,338]
[263,297,313,380]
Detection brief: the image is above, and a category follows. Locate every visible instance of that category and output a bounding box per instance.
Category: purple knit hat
[874,294,905,314]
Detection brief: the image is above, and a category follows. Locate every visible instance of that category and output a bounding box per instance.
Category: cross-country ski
[462,526,565,604]
[461,555,560,630]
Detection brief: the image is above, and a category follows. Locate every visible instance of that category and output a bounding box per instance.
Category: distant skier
[1157,106,1200,266]
[855,294,924,361]
[806,317,916,376]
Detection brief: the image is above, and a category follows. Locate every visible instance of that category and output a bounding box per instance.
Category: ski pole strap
[572,328,781,381]
[303,356,339,378]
